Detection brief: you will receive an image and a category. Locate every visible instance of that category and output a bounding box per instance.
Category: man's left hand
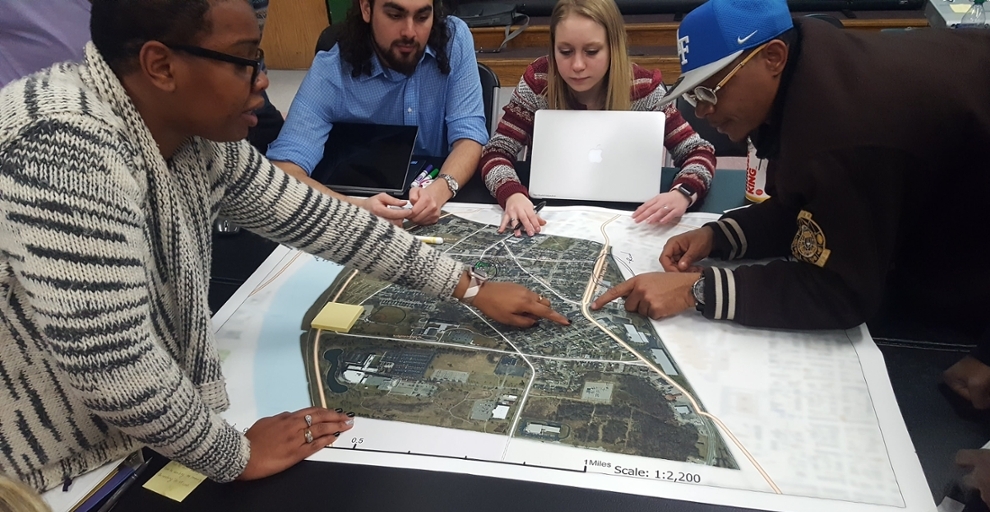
[957,449,990,507]
[407,182,451,226]
[590,272,700,320]
[944,356,990,409]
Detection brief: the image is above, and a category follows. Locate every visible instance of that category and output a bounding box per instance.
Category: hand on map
[943,356,990,409]
[237,407,354,480]
[499,193,546,237]
[957,448,990,507]
[473,282,570,327]
[591,272,700,320]
[631,191,691,225]
[407,183,445,226]
[660,226,714,273]
[360,193,412,227]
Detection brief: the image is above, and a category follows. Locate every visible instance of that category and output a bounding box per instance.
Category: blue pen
[412,164,434,186]
[95,460,151,512]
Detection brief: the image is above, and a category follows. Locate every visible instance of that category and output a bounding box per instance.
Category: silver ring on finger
[304,429,314,444]
[662,205,670,210]
[304,414,312,427]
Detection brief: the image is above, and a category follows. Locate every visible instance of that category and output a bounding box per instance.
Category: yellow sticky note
[951,4,973,13]
[311,302,364,332]
[142,461,207,502]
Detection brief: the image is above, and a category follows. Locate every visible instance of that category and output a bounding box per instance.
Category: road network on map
[301,213,739,469]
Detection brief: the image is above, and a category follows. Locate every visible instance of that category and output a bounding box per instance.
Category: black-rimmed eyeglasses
[164,43,265,86]
[683,42,769,108]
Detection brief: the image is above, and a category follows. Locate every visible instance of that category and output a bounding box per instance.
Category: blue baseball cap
[662,0,793,105]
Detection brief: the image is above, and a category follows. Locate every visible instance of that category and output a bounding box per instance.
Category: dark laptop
[310,122,425,196]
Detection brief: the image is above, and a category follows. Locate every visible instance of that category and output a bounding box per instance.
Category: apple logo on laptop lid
[588,146,603,163]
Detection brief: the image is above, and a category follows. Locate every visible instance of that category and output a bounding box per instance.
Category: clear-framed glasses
[683,42,769,108]
[164,43,265,86]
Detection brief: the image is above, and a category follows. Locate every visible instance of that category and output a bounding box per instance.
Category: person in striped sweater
[0,0,567,492]
[479,0,717,237]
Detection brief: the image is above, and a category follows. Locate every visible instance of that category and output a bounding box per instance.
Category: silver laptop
[529,110,666,202]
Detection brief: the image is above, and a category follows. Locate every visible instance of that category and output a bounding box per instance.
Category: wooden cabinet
[261,0,330,69]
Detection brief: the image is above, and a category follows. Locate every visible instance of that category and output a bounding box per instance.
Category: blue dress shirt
[266,16,488,175]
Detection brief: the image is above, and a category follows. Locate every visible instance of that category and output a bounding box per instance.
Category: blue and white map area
[214,249,345,425]
[212,205,936,512]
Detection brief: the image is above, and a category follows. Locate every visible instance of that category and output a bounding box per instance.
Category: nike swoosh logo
[737,30,758,44]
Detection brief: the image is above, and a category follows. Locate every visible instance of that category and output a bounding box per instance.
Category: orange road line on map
[581,216,781,494]
[307,210,780,492]
[249,251,304,297]
[313,328,328,409]
[331,269,360,303]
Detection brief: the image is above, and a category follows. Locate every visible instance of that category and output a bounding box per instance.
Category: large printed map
[213,205,935,512]
[303,213,736,469]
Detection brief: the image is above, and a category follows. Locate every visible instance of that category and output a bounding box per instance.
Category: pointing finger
[591,280,635,310]
[525,301,570,325]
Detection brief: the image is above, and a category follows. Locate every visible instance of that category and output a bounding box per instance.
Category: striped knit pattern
[479,56,717,208]
[0,43,464,491]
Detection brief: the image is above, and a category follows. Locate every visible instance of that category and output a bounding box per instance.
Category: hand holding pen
[498,193,547,237]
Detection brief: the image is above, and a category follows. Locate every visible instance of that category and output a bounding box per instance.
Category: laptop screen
[311,122,419,195]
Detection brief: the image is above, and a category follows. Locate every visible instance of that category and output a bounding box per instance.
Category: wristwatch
[461,267,489,305]
[691,275,706,310]
[438,173,459,199]
[671,183,698,207]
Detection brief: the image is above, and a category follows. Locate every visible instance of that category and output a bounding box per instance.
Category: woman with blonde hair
[0,475,50,512]
[480,0,716,235]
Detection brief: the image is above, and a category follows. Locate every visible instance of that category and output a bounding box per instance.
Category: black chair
[477,62,500,135]
[315,23,343,53]
[674,96,748,157]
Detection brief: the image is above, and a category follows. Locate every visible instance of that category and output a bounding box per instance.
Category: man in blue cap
[592,0,990,425]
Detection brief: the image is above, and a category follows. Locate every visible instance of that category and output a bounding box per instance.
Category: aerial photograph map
[300,212,738,470]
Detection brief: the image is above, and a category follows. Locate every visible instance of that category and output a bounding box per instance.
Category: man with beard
[267,0,488,226]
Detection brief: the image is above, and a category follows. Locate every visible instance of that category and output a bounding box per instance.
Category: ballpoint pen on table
[510,200,548,232]
[95,460,151,512]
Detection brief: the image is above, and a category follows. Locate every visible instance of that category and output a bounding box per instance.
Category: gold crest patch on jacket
[791,210,831,267]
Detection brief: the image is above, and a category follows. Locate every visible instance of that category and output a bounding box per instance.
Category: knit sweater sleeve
[216,142,464,298]
[479,60,546,209]
[0,117,251,482]
[631,67,717,203]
